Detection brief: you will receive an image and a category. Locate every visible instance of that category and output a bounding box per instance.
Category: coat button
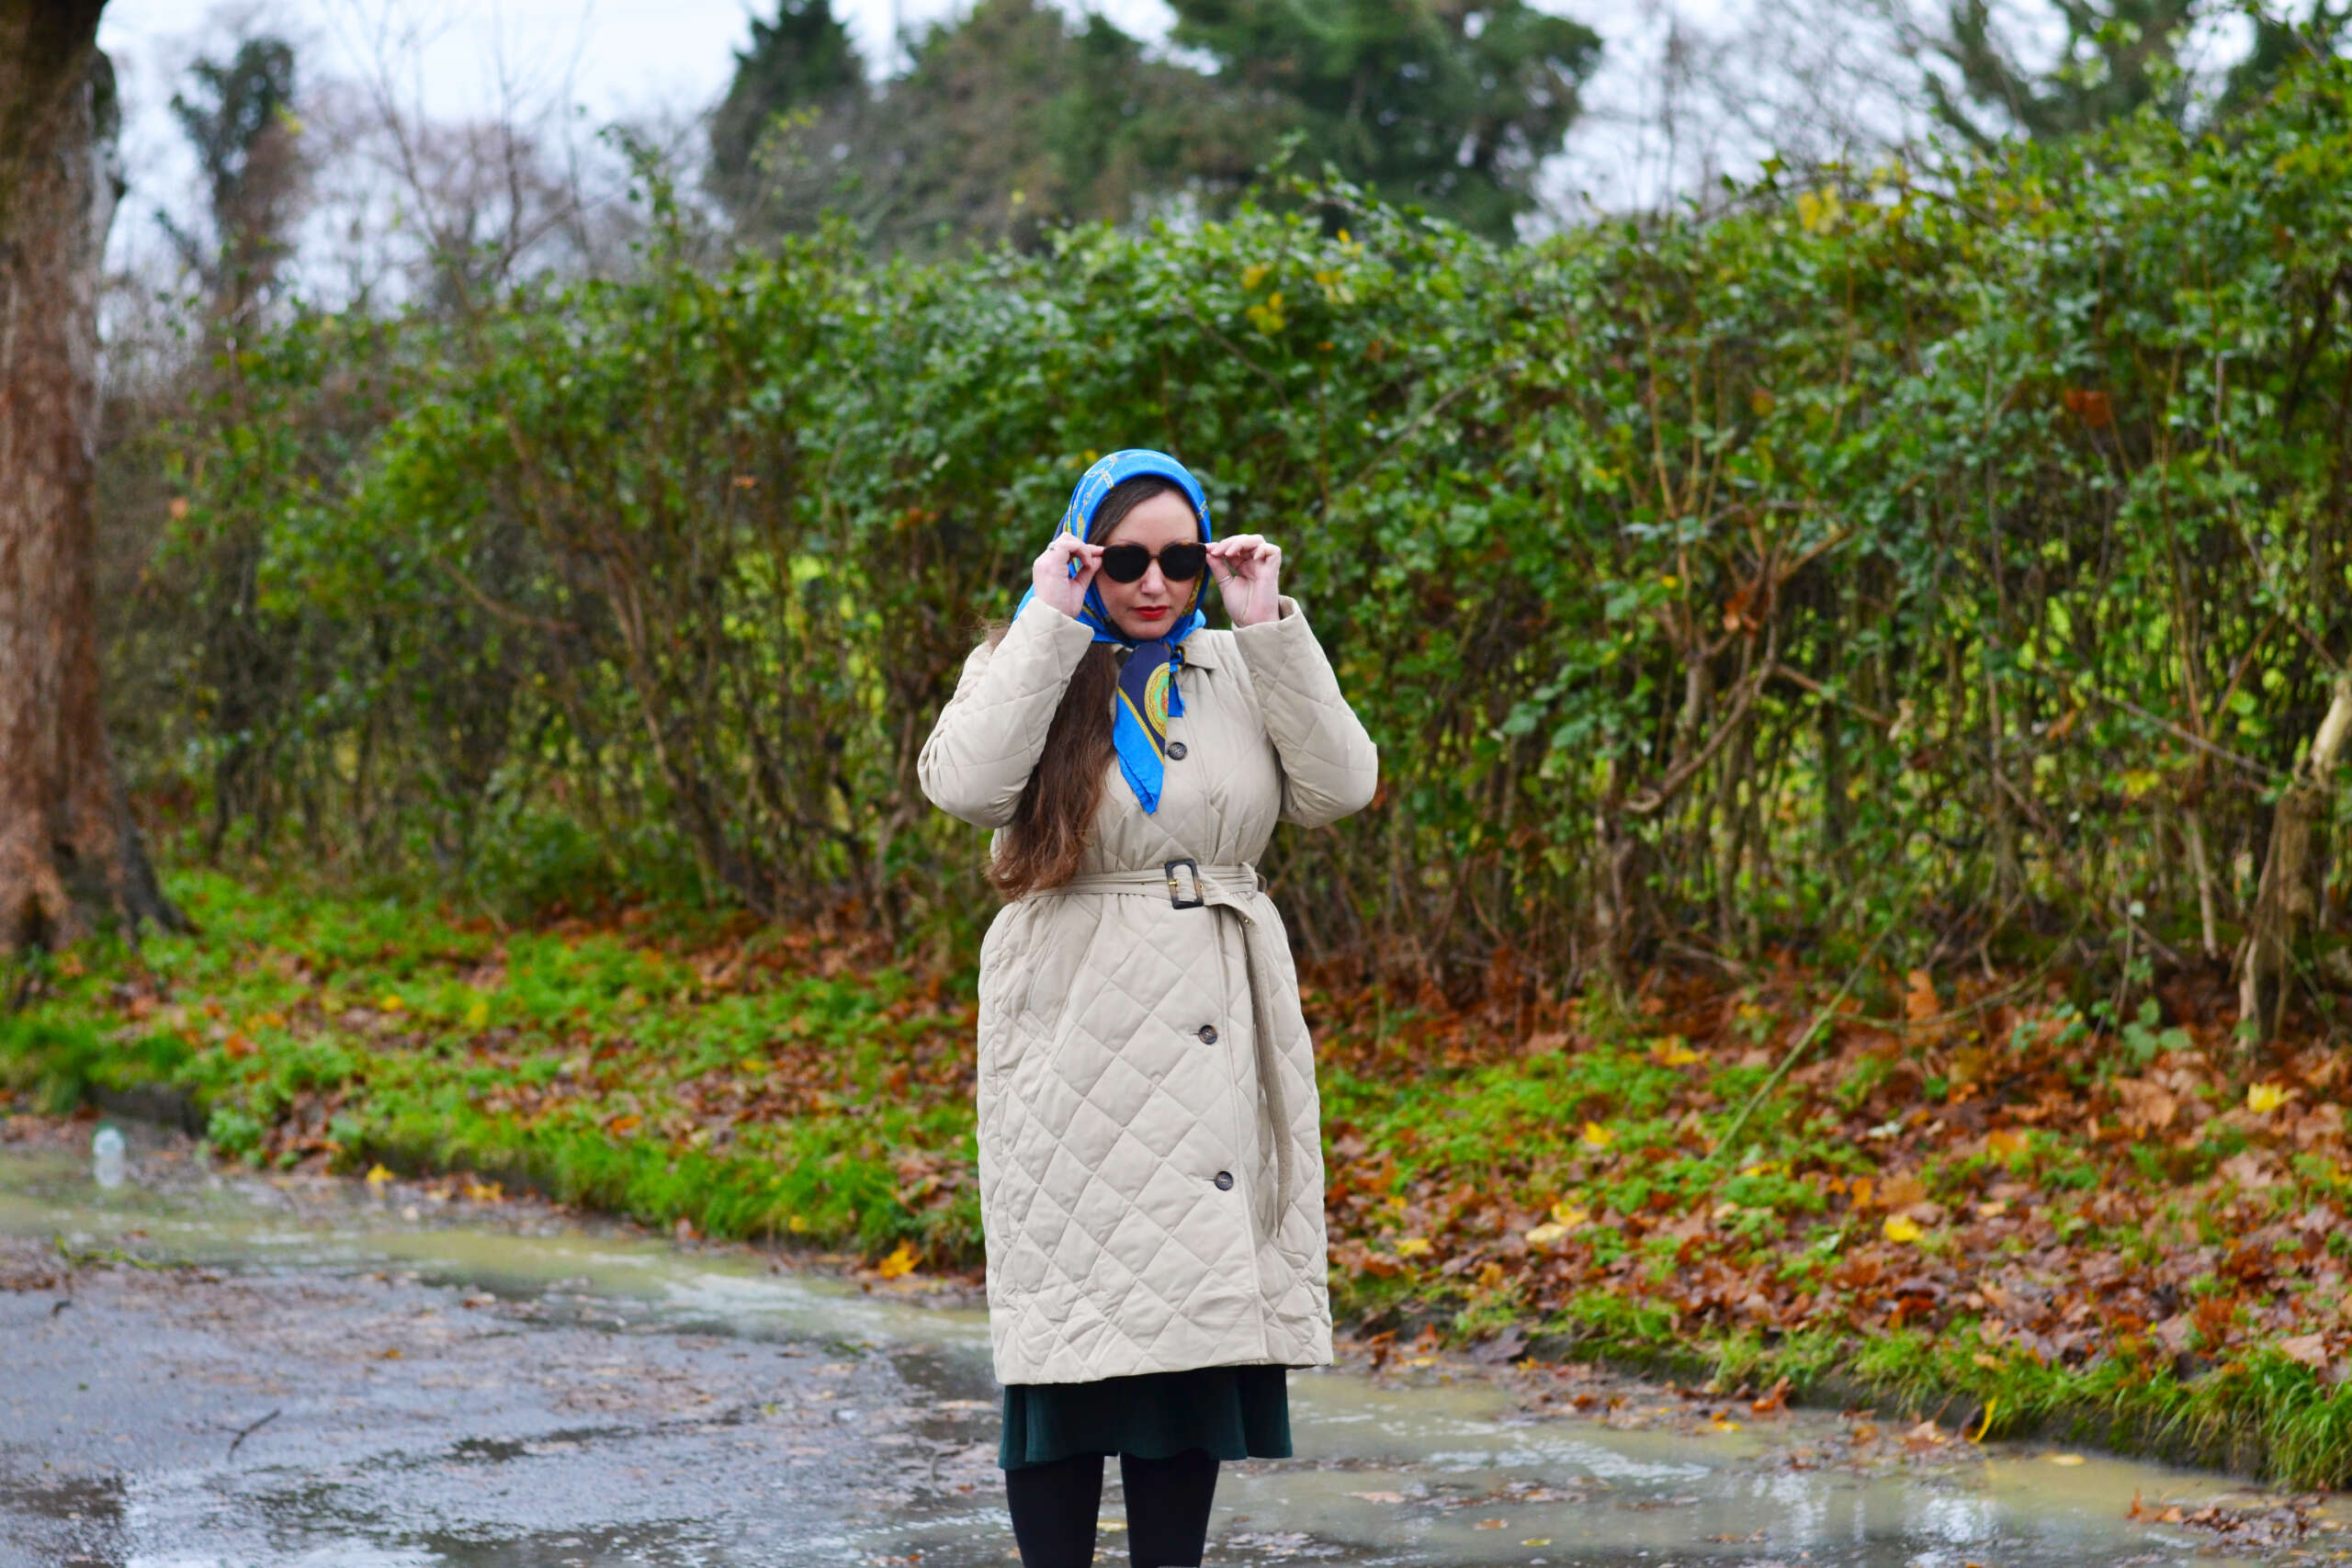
[1166,741,1188,761]
[1213,1171,1234,1190]
[1197,1024,1218,1044]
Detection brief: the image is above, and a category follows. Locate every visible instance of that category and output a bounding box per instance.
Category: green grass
[1,869,981,1260]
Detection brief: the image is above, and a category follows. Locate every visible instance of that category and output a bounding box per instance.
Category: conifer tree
[1169,0,1600,239]
[710,0,866,221]
[158,34,303,328]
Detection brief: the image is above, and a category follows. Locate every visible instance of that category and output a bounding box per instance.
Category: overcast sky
[99,0,1192,157]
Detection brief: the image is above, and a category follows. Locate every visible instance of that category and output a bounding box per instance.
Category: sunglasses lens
[1099,545,1150,583]
[1159,544,1207,581]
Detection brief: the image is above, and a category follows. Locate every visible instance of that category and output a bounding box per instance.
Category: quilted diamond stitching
[925,601,1375,1383]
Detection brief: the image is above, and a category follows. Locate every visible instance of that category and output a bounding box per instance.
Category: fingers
[1034,536,1105,616]
[1207,536,1278,575]
[1041,536,1102,587]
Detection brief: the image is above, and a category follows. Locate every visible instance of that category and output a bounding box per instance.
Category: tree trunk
[0,1,182,950]
[2237,674,2352,1046]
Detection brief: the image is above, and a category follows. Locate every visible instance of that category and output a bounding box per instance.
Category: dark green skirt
[998,1365,1294,1470]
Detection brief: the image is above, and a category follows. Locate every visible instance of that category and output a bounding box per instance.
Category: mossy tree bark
[2238,674,2352,1046]
[0,0,183,950]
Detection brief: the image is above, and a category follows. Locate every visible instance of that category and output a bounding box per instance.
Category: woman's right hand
[1030,534,1103,620]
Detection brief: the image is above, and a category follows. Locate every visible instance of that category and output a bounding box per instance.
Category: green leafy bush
[141,61,2352,992]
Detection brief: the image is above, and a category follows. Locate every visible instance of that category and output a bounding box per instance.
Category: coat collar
[1174,627,1226,669]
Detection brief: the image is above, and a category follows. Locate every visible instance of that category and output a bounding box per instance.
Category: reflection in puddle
[0,1136,2326,1566]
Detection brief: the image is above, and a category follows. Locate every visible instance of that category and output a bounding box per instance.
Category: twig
[1322,357,1526,516]
[227,1408,281,1458]
[1625,644,1782,817]
[1709,859,1930,1164]
[1176,300,1289,400]
[439,558,576,635]
[1840,907,2095,1032]
[1770,664,1894,729]
[2074,683,2280,782]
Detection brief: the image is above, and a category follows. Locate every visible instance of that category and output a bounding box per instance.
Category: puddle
[2,1125,2340,1566]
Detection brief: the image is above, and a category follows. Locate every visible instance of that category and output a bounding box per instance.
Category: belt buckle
[1164,858,1205,909]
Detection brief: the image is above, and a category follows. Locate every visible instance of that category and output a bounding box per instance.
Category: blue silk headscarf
[1014,449,1214,815]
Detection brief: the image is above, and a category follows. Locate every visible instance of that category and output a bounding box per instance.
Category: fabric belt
[1029,860,1295,1223]
[1046,859,1264,907]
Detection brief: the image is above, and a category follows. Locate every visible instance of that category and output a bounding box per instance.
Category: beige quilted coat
[919,596,1377,1384]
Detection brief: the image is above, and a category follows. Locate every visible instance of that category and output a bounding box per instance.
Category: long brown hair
[988,475,1197,898]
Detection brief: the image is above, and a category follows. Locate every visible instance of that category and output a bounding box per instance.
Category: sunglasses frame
[1097,541,1209,584]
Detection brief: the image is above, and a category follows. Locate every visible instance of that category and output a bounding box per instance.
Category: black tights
[1004,1449,1219,1568]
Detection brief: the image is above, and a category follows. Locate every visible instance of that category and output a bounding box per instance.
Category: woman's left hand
[1207,536,1282,627]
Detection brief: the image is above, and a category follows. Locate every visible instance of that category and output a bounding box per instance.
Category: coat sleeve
[919,604,1099,829]
[1232,596,1379,829]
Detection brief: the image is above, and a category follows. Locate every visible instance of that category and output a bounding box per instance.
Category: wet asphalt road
[0,1118,1006,1568]
[0,1237,1005,1567]
[5,1113,2343,1568]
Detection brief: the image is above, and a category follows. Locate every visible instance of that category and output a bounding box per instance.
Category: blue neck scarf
[1013,449,1213,815]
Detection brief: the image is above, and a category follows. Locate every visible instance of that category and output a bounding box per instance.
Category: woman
[918,449,1378,1567]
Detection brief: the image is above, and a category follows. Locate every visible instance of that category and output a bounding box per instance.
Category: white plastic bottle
[92,1124,127,1190]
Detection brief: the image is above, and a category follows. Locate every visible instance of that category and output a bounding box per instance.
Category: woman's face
[1096,491,1204,642]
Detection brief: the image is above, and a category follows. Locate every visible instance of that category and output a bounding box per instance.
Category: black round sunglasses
[1098,542,1208,583]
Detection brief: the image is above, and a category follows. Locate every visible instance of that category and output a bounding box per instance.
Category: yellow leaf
[1523,1222,1570,1247]
[2247,1083,2290,1113]
[1548,1200,1589,1227]
[1522,1542,1553,1549]
[876,1240,921,1279]
[1984,1129,2029,1157]
[1883,1213,1924,1244]
[1652,1037,1701,1066]
[1749,388,1775,416]
[1581,1122,1615,1148]
[379,993,405,1012]
[364,1164,395,1187]
[1393,1236,1432,1258]
[2047,1452,2086,1466]
[1709,1415,1742,1432]
[1241,263,1270,290]
[464,997,490,1029]
[462,1179,503,1202]
[786,1214,810,1234]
